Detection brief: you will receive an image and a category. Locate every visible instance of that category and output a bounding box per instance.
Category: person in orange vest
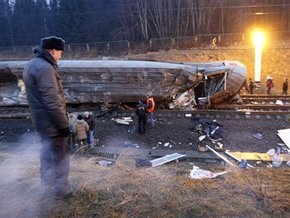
[146,94,155,127]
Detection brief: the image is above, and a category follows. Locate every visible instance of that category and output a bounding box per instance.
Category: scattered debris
[191,118,223,140]
[267,148,283,168]
[164,142,169,147]
[275,100,283,105]
[197,144,209,152]
[114,117,133,125]
[252,131,265,140]
[96,159,115,167]
[189,166,227,179]
[271,154,283,168]
[214,142,225,151]
[238,160,248,169]
[199,135,206,141]
[277,143,289,154]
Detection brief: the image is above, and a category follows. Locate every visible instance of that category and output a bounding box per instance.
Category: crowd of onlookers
[247,77,288,95]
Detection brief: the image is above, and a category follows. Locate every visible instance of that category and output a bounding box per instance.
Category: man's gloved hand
[58,127,70,137]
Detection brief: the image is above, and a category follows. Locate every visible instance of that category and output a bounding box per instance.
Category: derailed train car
[0,59,246,109]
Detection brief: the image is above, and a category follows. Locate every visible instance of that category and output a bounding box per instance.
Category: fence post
[171,38,175,48]
[149,40,152,50]
[218,35,221,43]
[107,42,110,52]
[127,41,130,53]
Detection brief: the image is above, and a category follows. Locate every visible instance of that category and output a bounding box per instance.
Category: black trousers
[40,136,70,196]
[138,115,147,133]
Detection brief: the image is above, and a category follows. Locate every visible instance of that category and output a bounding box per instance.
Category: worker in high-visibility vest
[146,94,155,127]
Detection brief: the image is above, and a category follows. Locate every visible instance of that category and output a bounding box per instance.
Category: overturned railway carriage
[0,60,246,109]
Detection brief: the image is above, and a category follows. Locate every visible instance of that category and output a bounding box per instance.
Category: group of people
[69,111,95,149]
[135,95,155,134]
[248,77,288,95]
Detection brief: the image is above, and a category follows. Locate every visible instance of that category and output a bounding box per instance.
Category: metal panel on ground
[150,153,186,167]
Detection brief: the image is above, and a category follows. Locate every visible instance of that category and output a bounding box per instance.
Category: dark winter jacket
[136,102,148,117]
[84,114,95,131]
[23,47,69,137]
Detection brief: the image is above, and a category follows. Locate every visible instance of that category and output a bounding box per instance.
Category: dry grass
[1,146,289,218]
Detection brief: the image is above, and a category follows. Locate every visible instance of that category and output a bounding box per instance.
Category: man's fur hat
[41,36,65,51]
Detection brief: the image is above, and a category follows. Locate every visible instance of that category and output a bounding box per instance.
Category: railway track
[0,103,289,119]
[210,94,290,111]
[241,94,290,104]
[0,95,289,118]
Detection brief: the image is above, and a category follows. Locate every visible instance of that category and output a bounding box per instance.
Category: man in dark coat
[23,36,72,199]
[282,78,288,95]
[136,101,148,133]
[249,78,254,94]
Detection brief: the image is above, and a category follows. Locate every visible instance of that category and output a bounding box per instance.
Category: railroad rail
[240,94,290,104]
[0,103,290,119]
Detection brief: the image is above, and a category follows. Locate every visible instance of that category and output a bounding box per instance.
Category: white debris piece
[206,145,234,166]
[199,135,206,141]
[275,100,283,105]
[122,117,133,121]
[277,128,290,149]
[115,117,133,125]
[272,155,283,168]
[189,166,227,179]
[97,160,114,167]
[150,153,186,167]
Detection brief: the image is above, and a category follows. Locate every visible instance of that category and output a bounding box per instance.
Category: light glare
[253,31,266,82]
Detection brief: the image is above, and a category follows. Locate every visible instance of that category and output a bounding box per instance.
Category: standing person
[83,111,95,148]
[23,36,73,199]
[73,114,89,146]
[266,76,274,95]
[249,78,254,94]
[68,113,77,150]
[146,94,155,128]
[136,100,148,133]
[282,78,288,95]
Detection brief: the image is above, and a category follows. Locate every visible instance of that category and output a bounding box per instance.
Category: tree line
[1,0,290,48]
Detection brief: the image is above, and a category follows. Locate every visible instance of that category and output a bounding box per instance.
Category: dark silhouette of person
[249,78,254,94]
[282,78,288,95]
[136,101,148,133]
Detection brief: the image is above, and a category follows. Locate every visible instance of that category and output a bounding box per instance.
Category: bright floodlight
[253,30,266,82]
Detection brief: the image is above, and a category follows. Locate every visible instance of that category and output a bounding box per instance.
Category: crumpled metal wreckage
[0,60,246,109]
